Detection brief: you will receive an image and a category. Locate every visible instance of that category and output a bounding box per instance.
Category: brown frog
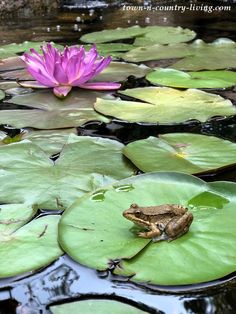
[123,203,193,241]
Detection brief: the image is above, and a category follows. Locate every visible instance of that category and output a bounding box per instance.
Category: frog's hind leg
[165,212,193,241]
[137,223,161,239]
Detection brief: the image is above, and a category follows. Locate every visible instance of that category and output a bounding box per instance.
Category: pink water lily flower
[20,43,121,98]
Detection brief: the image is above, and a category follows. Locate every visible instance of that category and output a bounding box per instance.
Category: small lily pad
[146,68,236,89]
[50,299,148,314]
[0,135,135,209]
[59,172,236,285]
[95,87,236,124]
[133,26,196,46]
[0,203,62,277]
[123,134,236,174]
[0,89,110,129]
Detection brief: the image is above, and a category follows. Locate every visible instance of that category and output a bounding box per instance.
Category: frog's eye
[135,210,141,217]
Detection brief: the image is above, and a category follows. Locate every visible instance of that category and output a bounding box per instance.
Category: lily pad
[146,68,236,89]
[0,41,63,59]
[0,203,62,277]
[123,134,236,174]
[50,299,148,314]
[22,129,77,156]
[80,26,195,45]
[95,87,236,124]
[85,43,134,57]
[123,39,236,70]
[0,90,5,101]
[59,172,236,285]
[0,56,25,71]
[0,89,110,129]
[0,135,135,209]
[133,26,196,46]
[80,26,148,43]
[93,62,151,82]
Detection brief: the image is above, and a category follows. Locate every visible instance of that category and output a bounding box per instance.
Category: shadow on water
[0,1,236,313]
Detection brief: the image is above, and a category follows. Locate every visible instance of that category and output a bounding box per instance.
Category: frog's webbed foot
[137,223,161,239]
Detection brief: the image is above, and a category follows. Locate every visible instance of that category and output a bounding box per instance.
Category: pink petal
[78,82,121,90]
[53,85,72,98]
[53,62,68,84]
[26,66,56,87]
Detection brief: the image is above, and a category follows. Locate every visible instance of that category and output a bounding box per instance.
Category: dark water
[1,2,236,314]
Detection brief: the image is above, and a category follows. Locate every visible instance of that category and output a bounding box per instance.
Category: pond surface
[0,2,236,313]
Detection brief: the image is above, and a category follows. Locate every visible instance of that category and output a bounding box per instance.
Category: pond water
[0,2,236,314]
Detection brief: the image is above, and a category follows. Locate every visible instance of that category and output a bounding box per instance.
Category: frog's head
[123,203,142,222]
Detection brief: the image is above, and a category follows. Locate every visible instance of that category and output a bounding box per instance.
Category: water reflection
[0,255,235,314]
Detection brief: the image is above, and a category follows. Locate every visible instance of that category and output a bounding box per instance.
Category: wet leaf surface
[123,133,236,174]
[80,26,195,45]
[133,26,196,46]
[50,299,148,314]
[0,135,135,209]
[95,87,236,124]
[59,172,236,285]
[123,39,236,70]
[146,68,236,89]
[80,26,148,43]
[0,89,110,129]
[0,203,62,277]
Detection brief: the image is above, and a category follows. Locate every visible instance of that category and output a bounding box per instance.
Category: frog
[123,203,193,241]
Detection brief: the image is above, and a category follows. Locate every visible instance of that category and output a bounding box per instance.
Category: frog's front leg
[165,212,193,240]
[138,223,161,239]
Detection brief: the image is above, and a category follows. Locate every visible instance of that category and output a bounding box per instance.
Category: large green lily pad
[133,26,196,46]
[50,299,148,314]
[0,135,135,209]
[59,172,236,285]
[0,203,62,277]
[146,68,236,89]
[0,41,63,59]
[95,87,236,124]
[0,89,110,129]
[80,26,195,45]
[123,39,236,70]
[123,134,236,174]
